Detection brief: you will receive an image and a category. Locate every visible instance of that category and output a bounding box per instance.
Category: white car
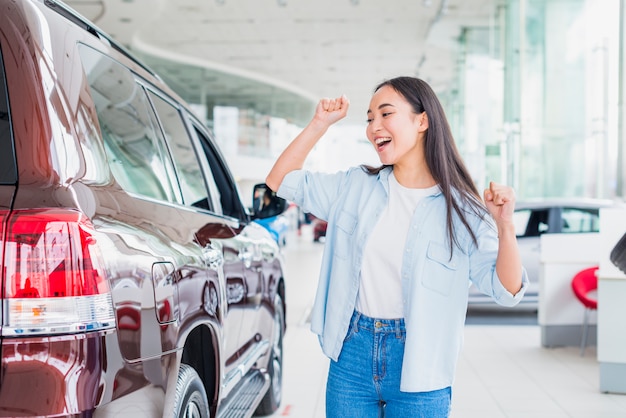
[468,198,615,309]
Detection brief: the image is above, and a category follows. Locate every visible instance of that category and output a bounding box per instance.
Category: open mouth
[375,137,391,151]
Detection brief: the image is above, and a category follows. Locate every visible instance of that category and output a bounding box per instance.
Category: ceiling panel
[66,0,495,125]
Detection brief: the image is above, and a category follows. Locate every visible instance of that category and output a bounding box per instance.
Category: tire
[255,294,285,416]
[173,364,209,418]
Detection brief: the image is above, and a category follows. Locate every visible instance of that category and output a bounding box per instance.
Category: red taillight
[2,209,115,336]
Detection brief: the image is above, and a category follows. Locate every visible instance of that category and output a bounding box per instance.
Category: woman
[266,76,528,417]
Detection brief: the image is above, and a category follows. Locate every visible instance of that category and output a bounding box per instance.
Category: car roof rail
[43,0,162,81]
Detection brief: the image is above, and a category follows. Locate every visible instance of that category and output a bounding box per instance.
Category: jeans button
[375,321,382,328]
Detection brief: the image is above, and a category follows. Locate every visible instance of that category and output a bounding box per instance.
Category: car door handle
[202,245,224,270]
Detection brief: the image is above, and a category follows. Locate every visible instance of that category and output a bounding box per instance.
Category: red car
[312,217,328,242]
[0,1,287,416]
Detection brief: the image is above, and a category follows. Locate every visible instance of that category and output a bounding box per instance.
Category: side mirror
[252,183,287,219]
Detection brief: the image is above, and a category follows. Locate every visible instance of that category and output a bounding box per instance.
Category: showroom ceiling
[65,0,495,125]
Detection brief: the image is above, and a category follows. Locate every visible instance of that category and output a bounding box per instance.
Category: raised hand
[313,95,350,127]
[483,181,516,225]
[266,94,350,191]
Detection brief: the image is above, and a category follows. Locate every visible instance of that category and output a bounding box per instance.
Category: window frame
[184,114,249,223]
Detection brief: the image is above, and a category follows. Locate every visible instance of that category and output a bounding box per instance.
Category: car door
[187,123,266,344]
[186,122,281,364]
[146,90,245,367]
[183,116,285,410]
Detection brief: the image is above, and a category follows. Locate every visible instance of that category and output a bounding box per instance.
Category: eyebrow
[366,103,395,114]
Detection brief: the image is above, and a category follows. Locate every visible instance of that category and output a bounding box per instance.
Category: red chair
[571,266,599,356]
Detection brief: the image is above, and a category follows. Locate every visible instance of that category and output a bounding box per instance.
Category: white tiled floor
[273,226,626,418]
[453,326,626,417]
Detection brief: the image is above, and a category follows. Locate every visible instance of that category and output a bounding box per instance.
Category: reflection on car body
[0,1,288,416]
[310,215,328,242]
[254,214,290,247]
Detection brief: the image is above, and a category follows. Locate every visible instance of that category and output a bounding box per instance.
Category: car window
[561,207,600,233]
[78,45,179,203]
[514,208,550,237]
[0,45,17,185]
[147,91,211,211]
[192,124,246,220]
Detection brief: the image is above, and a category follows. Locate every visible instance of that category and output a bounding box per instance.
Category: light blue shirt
[278,166,528,392]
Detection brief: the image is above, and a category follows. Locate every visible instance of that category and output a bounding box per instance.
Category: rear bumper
[0,331,156,417]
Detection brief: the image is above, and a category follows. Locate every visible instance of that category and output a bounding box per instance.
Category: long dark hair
[364,76,487,253]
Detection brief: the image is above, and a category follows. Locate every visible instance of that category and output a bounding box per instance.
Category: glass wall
[452,23,505,191]
[454,0,622,200]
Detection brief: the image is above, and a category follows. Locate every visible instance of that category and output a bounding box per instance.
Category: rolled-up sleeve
[468,217,529,307]
[490,268,529,306]
[276,170,302,202]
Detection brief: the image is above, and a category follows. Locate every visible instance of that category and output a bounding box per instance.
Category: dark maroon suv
[0,1,287,416]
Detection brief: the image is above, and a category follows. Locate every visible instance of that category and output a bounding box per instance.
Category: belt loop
[395,319,401,339]
[351,310,360,332]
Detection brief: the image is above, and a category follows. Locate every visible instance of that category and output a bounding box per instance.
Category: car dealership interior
[51,0,626,416]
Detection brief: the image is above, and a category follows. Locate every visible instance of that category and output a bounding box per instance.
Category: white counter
[539,233,600,347]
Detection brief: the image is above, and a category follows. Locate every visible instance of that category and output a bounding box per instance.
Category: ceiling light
[277,0,287,6]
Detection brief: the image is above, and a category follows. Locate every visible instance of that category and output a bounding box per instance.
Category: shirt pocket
[333,210,357,260]
[422,241,459,296]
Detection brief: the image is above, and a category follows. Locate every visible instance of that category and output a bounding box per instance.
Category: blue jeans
[326,311,451,418]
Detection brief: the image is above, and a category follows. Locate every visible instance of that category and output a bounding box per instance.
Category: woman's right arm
[265,95,349,192]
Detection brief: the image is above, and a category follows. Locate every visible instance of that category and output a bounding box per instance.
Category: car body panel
[0,1,286,416]
[253,215,290,247]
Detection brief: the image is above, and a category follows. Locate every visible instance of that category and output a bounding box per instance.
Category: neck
[393,163,436,188]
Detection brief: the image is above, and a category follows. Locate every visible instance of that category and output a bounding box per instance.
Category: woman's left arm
[483,181,523,295]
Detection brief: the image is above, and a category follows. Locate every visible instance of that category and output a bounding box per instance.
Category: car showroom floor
[271,225,626,418]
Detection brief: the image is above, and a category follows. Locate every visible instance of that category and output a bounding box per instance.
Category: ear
[417,112,429,132]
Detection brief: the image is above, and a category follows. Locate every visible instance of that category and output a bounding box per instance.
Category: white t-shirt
[356,172,440,319]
